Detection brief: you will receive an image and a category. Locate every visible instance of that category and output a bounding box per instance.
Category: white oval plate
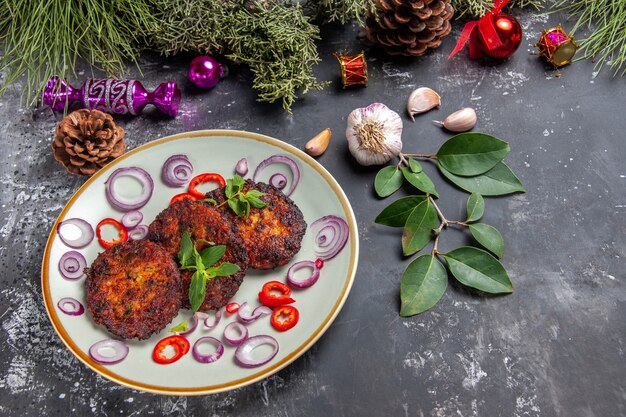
[41,130,358,395]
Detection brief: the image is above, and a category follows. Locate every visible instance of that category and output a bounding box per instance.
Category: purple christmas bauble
[188,56,223,89]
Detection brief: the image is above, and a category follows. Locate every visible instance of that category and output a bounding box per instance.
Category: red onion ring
[235,158,248,176]
[89,339,129,365]
[203,309,223,331]
[310,215,349,260]
[237,302,272,324]
[58,251,87,280]
[287,260,321,288]
[176,312,208,336]
[269,173,287,190]
[192,336,224,363]
[252,155,300,196]
[234,335,279,368]
[128,224,148,241]
[57,218,94,249]
[57,297,85,316]
[121,210,143,229]
[223,322,249,346]
[162,154,193,187]
[105,167,154,212]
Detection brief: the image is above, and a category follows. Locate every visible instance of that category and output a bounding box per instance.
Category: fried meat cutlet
[85,240,181,340]
[147,199,248,311]
[206,180,306,270]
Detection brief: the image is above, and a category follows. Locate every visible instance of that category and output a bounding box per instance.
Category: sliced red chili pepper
[96,218,128,249]
[258,281,296,308]
[188,173,226,199]
[152,335,190,365]
[169,192,200,205]
[271,305,299,332]
[225,302,240,314]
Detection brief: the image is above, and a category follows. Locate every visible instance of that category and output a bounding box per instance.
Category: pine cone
[359,0,454,57]
[52,109,126,176]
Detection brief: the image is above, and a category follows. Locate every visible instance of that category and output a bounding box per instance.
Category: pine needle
[451,0,546,18]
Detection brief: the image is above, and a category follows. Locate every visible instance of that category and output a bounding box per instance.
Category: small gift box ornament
[535,24,579,68]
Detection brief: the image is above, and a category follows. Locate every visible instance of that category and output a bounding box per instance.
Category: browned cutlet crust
[206,180,306,270]
[85,240,181,340]
[147,199,248,311]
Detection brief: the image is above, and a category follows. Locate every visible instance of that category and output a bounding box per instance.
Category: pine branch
[451,0,546,18]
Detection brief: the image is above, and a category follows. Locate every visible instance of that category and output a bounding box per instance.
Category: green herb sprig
[206,175,266,218]
[374,132,525,316]
[177,231,240,312]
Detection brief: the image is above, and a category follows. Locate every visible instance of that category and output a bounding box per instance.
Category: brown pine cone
[359,0,454,57]
[52,109,126,176]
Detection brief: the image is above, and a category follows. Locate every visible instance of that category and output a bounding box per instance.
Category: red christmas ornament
[449,0,522,60]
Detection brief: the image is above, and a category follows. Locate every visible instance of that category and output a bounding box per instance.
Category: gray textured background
[1,9,624,417]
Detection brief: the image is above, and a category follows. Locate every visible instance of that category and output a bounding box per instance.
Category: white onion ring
[235,158,248,176]
[121,210,143,229]
[192,336,224,363]
[223,322,249,346]
[234,335,279,368]
[89,339,129,365]
[58,251,87,280]
[310,215,349,260]
[287,260,321,288]
[57,218,94,248]
[162,154,193,187]
[105,167,154,211]
[237,302,272,324]
[252,155,300,196]
[57,297,85,316]
[128,224,148,241]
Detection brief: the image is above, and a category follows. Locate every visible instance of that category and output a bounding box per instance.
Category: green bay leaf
[374,166,403,197]
[469,223,504,258]
[408,157,423,173]
[400,254,448,316]
[375,196,427,227]
[436,132,510,176]
[402,167,439,198]
[401,198,439,256]
[466,193,485,222]
[438,161,525,196]
[444,247,512,293]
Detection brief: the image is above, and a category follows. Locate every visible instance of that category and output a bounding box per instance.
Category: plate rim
[41,129,359,395]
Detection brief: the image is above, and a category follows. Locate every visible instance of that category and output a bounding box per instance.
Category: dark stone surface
[0,10,624,417]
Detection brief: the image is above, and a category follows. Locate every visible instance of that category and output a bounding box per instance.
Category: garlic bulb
[436,107,477,132]
[346,103,403,166]
[407,87,441,121]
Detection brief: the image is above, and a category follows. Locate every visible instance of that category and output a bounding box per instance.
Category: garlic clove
[436,107,477,132]
[407,87,441,121]
[304,128,332,157]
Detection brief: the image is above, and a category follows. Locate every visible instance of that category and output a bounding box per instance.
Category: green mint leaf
[203,198,218,205]
[436,133,510,176]
[466,193,485,222]
[245,189,265,198]
[408,157,423,173]
[189,270,207,311]
[438,161,525,196]
[246,195,267,209]
[177,232,194,267]
[238,195,250,218]
[194,248,205,272]
[211,262,241,277]
[227,198,243,216]
[225,178,234,199]
[199,245,227,268]
[375,196,427,227]
[401,198,439,256]
[400,254,448,316]
[374,166,403,198]
[169,320,189,333]
[232,174,245,188]
[469,223,504,258]
[402,167,439,198]
[443,247,512,293]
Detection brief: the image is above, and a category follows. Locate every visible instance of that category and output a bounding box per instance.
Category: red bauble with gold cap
[471,12,522,59]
